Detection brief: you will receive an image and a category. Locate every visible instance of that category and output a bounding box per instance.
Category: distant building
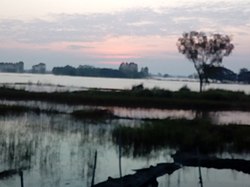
[32,63,46,73]
[140,67,149,77]
[118,62,149,78]
[0,61,24,73]
[119,62,138,73]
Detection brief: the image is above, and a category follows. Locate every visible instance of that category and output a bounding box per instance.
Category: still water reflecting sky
[0,113,249,187]
[1,100,250,125]
[1,73,250,93]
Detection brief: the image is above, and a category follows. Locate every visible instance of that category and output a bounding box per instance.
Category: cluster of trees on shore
[238,68,250,84]
[52,62,149,78]
[192,66,250,84]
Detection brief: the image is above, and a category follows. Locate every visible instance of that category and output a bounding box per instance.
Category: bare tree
[177,31,234,92]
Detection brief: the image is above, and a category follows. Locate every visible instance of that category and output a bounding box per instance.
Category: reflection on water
[1,100,250,125]
[0,100,88,113]
[210,111,250,125]
[109,107,195,120]
[0,114,169,187]
[0,113,249,187]
[0,114,112,187]
[157,167,250,187]
[110,107,250,125]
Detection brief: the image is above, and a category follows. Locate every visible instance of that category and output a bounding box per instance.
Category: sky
[0,0,249,75]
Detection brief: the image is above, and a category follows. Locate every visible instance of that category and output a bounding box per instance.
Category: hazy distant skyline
[0,0,249,75]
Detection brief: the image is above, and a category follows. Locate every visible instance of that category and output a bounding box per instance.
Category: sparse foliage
[177,31,234,92]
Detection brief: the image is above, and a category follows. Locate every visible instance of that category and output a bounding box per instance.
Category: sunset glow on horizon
[0,0,249,74]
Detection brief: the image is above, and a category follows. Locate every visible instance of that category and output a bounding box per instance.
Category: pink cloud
[85,35,178,58]
[99,61,121,65]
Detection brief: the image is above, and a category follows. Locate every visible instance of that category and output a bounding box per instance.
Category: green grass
[112,118,250,156]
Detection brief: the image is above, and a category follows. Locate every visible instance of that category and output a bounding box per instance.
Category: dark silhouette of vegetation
[238,68,250,83]
[1,87,250,111]
[172,152,250,175]
[112,118,250,156]
[0,104,61,115]
[71,109,115,120]
[178,85,191,92]
[53,65,76,75]
[0,105,30,115]
[204,66,237,82]
[52,63,149,78]
[93,163,180,187]
[131,83,144,91]
[177,31,234,92]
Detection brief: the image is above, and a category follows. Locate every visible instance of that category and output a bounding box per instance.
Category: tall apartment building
[32,63,46,73]
[0,61,24,73]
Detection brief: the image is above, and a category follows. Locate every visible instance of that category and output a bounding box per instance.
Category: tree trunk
[198,72,203,93]
[199,78,203,93]
[192,60,203,93]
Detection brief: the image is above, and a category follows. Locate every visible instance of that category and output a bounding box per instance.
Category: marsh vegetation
[113,118,250,156]
[1,87,250,110]
[0,87,250,186]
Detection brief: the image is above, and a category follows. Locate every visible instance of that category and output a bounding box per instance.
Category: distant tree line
[52,63,149,78]
[188,66,250,84]
[238,68,250,84]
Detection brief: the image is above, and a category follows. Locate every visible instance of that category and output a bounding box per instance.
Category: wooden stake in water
[19,170,24,187]
[118,132,123,187]
[119,139,122,178]
[91,151,97,187]
[197,148,203,187]
[198,166,203,187]
[177,170,180,187]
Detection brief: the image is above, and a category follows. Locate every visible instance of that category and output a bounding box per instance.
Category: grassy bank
[112,118,250,156]
[0,87,250,110]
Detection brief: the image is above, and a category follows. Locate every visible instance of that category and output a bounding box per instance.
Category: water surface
[1,72,250,93]
[0,113,249,187]
[1,100,250,125]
